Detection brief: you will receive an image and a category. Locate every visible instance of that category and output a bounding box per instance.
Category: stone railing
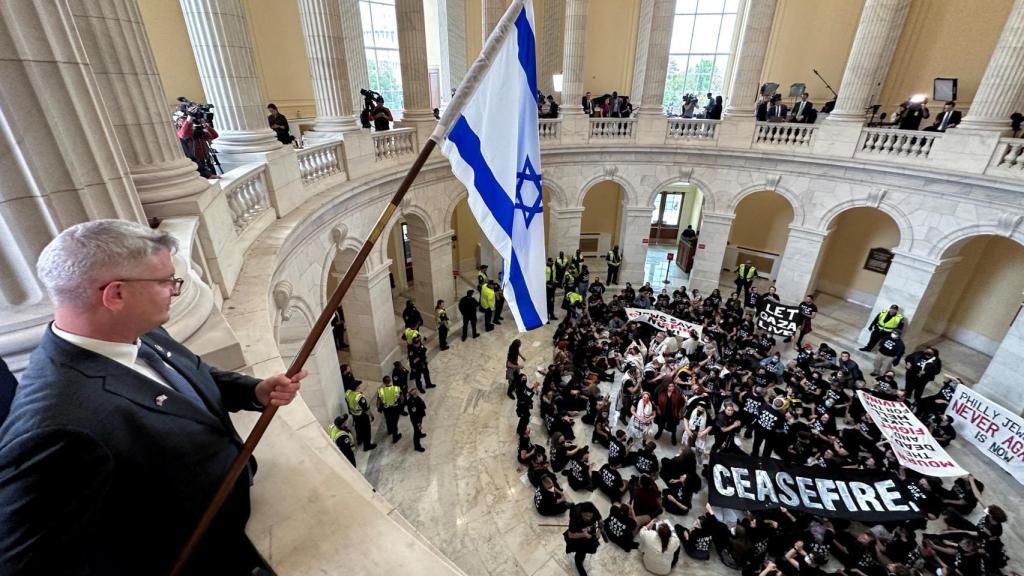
[754,122,817,146]
[372,127,417,162]
[221,163,271,230]
[538,118,561,142]
[589,117,637,141]
[666,118,719,141]
[989,138,1024,172]
[297,139,345,183]
[857,127,940,159]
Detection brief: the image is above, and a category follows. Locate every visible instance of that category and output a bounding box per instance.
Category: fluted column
[957,0,1024,132]
[395,0,434,122]
[723,0,777,117]
[482,0,507,43]
[631,0,654,106]
[639,0,675,111]
[69,0,212,205]
[340,0,370,114]
[438,0,466,105]
[827,0,910,123]
[1,0,145,371]
[561,0,588,116]
[539,0,565,96]
[179,0,280,154]
[298,0,360,134]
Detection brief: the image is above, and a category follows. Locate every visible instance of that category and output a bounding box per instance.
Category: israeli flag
[437,0,545,331]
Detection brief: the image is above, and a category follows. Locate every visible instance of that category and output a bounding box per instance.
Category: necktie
[137,343,207,411]
[940,112,949,130]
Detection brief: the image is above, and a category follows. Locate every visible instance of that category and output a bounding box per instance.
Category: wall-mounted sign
[864,247,894,274]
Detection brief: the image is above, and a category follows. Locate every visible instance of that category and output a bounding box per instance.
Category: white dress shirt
[51,324,173,390]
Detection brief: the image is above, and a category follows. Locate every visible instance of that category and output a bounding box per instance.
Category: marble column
[438,0,467,106]
[69,0,213,206]
[636,0,675,144]
[976,305,1024,415]
[773,226,828,302]
[539,0,565,97]
[340,0,370,114]
[631,0,654,106]
[396,0,435,143]
[689,213,734,295]
[722,0,777,118]
[560,0,589,143]
[548,207,585,258]
[298,0,361,136]
[0,0,146,372]
[856,252,956,346]
[618,207,654,283]
[826,0,910,123]
[409,232,456,328]
[179,0,281,157]
[482,0,507,43]
[958,0,1024,132]
[345,262,401,379]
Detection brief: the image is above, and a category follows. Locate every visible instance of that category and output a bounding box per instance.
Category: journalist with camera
[174,97,220,179]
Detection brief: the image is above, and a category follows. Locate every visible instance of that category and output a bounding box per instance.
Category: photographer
[266,103,294,145]
[895,96,930,130]
[371,97,393,131]
[681,94,697,118]
[175,110,219,179]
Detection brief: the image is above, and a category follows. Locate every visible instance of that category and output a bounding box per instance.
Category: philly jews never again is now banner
[945,385,1024,485]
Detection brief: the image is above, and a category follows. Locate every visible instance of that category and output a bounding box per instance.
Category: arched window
[663,0,743,115]
[360,0,405,110]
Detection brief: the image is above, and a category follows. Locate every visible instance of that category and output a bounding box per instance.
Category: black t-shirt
[634,451,657,475]
[743,395,765,418]
[534,487,564,515]
[715,412,739,436]
[756,406,782,432]
[564,458,589,489]
[798,302,817,320]
[595,464,623,495]
[603,508,637,549]
[608,438,626,466]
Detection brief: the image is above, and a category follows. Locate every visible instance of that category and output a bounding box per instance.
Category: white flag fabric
[439,0,545,331]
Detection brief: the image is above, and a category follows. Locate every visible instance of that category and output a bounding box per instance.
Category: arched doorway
[451,196,488,289]
[810,207,901,323]
[726,191,794,286]
[327,246,399,380]
[918,235,1024,380]
[385,213,435,318]
[648,182,703,284]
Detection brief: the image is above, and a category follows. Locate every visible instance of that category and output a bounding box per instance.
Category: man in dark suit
[766,95,788,122]
[924,101,961,132]
[581,91,593,116]
[791,92,814,123]
[0,357,14,425]
[0,219,305,575]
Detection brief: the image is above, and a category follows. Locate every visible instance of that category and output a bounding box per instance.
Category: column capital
[890,250,944,273]
[550,206,586,217]
[623,206,655,218]
[787,225,830,240]
[701,212,736,225]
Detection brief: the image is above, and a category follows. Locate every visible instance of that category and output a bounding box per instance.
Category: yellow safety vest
[480,285,496,309]
[567,291,583,305]
[607,251,620,266]
[556,256,568,268]
[477,270,488,285]
[435,307,447,325]
[378,385,401,408]
[403,327,420,343]
[546,265,553,282]
[345,390,365,415]
[564,271,576,286]
[327,424,353,445]
[876,312,904,332]
[737,264,756,280]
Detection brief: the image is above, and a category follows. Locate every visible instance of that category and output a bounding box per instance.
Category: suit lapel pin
[166,351,172,359]
[156,394,168,407]
[154,344,164,352]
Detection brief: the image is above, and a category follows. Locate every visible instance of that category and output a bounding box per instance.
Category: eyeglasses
[99,276,185,296]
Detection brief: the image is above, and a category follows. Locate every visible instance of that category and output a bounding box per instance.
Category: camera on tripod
[175,96,215,130]
[358,88,382,129]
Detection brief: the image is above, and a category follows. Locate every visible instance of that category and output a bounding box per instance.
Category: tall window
[663,0,740,115]
[360,0,404,111]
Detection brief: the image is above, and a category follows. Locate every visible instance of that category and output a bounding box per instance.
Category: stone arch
[646,173,717,214]
[542,176,569,210]
[320,241,363,312]
[374,206,434,266]
[577,172,640,207]
[817,198,914,252]
[728,184,806,227]
[926,219,1024,260]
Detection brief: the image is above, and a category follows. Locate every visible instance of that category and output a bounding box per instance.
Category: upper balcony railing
[372,127,416,162]
[221,164,271,231]
[297,138,345,183]
[857,127,940,160]
[589,117,636,142]
[538,118,561,143]
[990,138,1024,173]
[754,121,817,147]
[666,118,719,141]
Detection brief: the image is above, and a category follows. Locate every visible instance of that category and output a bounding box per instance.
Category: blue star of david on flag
[515,156,543,229]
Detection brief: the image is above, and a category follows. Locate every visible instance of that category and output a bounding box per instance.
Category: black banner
[756,302,800,336]
[708,453,923,521]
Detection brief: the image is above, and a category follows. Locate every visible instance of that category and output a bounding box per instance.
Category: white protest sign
[624,308,703,339]
[857,391,966,477]
[945,385,1024,485]
[757,302,800,336]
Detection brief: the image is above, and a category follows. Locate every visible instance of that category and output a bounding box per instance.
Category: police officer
[459,289,480,340]
[555,251,569,284]
[493,282,505,326]
[408,335,434,391]
[545,258,558,321]
[734,260,757,301]
[434,299,449,350]
[571,249,584,270]
[346,381,376,451]
[606,245,622,285]
[860,304,905,352]
[563,287,584,318]
[480,280,497,331]
[402,324,420,346]
[407,387,427,452]
[376,376,403,444]
[476,264,489,292]
[327,415,356,466]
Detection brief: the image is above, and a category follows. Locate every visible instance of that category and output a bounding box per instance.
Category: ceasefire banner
[756,302,800,336]
[945,385,1024,485]
[857,391,967,477]
[624,308,703,339]
[708,452,923,521]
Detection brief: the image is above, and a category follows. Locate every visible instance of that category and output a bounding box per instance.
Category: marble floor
[344,253,1020,576]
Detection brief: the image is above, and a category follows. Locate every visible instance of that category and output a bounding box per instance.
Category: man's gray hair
[36,219,178,308]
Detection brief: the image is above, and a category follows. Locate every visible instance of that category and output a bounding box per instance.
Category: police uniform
[734,263,756,300]
[545,262,558,320]
[480,283,496,331]
[346,389,376,451]
[376,382,403,443]
[555,254,569,284]
[327,421,356,465]
[434,305,449,350]
[606,248,621,285]
[861,307,905,352]
[408,341,434,391]
[407,393,427,452]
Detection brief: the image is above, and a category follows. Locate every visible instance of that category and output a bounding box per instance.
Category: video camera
[681,93,698,105]
[175,96,215,128]
[358,88,383,128]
